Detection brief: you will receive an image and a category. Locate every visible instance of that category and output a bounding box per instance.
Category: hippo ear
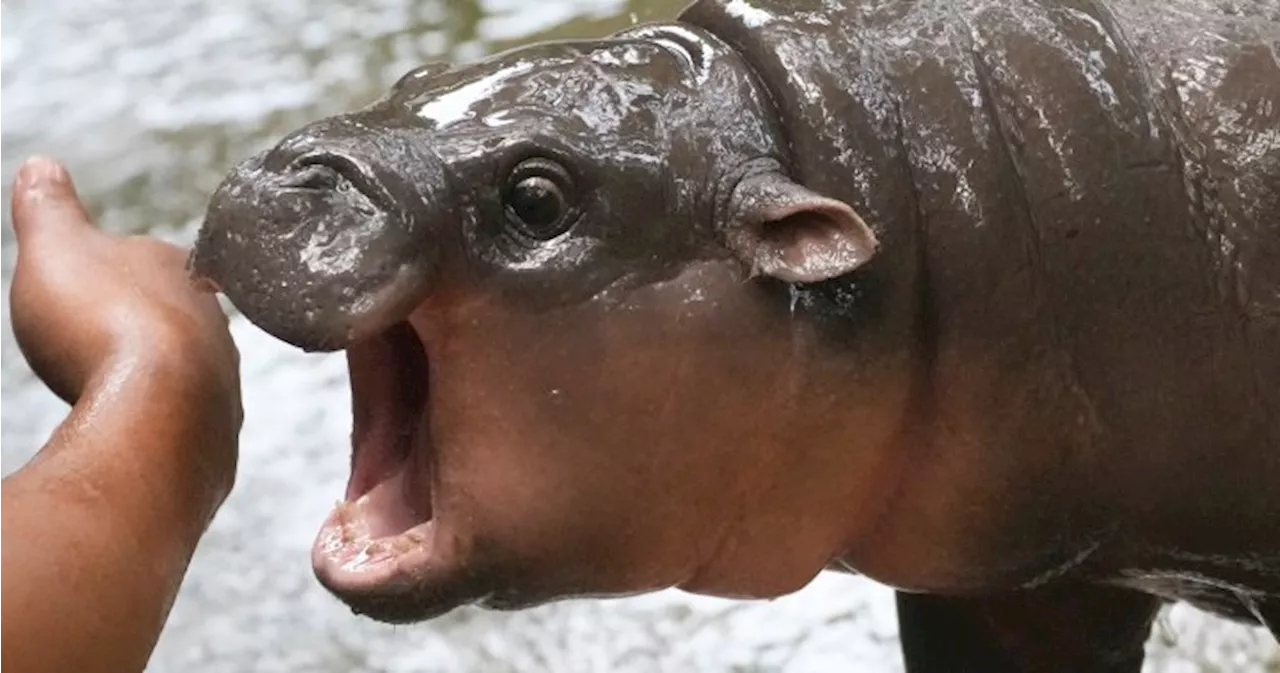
[726,173,879,283]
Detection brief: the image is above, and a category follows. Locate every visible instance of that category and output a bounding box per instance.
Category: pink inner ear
[751,199,879,283]
[757,211,837,265]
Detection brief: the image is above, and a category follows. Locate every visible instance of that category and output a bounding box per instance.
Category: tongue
[350,467,429,539]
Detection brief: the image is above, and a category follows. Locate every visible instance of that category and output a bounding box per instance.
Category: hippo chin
[191,0,1279,667]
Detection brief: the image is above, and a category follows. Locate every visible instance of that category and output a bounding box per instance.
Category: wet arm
[1,361,234,673]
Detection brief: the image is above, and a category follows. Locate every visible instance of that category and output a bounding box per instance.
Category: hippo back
[683,0,1279,573]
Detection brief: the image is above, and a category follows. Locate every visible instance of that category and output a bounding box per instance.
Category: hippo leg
[894,584,1161,673]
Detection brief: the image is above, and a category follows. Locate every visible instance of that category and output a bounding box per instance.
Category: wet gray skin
[192,114,447,350]
[191,35,872,351]
[191,0,1279,669]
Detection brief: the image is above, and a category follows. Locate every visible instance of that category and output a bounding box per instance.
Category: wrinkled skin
[190,0,1279,668]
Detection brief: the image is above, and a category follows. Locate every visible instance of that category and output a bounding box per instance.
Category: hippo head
[191,24,891,623]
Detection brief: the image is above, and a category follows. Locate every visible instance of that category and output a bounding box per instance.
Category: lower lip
[312,484,438,593]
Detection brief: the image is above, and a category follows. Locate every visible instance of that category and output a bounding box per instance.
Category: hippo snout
[189,117,444,352]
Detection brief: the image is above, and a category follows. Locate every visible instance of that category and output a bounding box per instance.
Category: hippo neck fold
[680,0,929,417]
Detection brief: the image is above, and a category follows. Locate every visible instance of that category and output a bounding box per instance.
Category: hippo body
[192,0,1279,669]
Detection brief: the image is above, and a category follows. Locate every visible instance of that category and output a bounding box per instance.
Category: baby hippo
[191,0,1279,670]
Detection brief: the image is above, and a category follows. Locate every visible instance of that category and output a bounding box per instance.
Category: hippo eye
[502,158,576,240]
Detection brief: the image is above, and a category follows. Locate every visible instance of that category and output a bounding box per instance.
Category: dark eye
[502,158,576,240]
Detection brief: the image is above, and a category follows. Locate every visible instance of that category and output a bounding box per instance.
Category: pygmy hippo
[189,0,1280,669]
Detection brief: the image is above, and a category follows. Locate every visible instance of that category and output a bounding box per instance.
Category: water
[2,1,1277,671]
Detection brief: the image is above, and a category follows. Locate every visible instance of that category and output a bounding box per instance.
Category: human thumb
[10,156,95,247]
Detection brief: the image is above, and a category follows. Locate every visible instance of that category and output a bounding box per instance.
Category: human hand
[3,157,248,673]
[8,156,243,496]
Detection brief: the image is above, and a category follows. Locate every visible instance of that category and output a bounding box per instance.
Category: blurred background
[1,0,1277,671]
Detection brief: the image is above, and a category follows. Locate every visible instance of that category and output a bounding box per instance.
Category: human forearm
[1,358,237,673]
[1,156,243,673]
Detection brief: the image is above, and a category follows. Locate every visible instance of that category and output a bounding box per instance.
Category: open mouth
[310,320,440,598]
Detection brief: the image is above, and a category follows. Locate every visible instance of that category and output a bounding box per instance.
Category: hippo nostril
[287,163,343,191]
[287,152,390,212]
